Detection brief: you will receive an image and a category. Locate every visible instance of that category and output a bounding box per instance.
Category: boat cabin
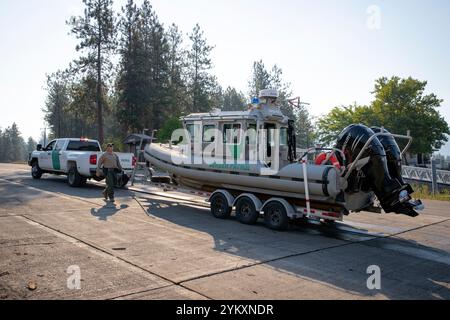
[179,89,297,170]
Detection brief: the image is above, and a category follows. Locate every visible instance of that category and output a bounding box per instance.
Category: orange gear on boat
[315,152,341,170]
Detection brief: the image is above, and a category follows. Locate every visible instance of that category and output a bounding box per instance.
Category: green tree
[248,60,271,98]
[27,137,37,154]
[140,0,171,130]
[115,0,147,134]
[371,76,449,155]
[1,123,26,162]
[317,103,375,145]
[166,24,188,116]
[116,0,172,133]
[317,77,450,157]
[66,74,100,138]
[67,0,116,144]
[43,71,71,138]
[248,60,315,148]
[222,87,246,111]
[157,117,183,143]
[186,24,216,113]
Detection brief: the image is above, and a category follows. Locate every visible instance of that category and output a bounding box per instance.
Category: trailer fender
[261,198,297,219]
[208,189,234,208]
[233,193,263,212]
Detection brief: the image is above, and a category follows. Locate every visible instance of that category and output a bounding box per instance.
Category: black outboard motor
[371,127,405,185]
[336,124,420,217]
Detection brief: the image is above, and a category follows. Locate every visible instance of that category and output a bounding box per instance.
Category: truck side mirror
[37,144,42,151]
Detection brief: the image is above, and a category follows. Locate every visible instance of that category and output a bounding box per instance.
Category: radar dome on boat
[259,89,279,99]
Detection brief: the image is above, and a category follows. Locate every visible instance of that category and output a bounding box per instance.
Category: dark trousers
[103,168,116,199]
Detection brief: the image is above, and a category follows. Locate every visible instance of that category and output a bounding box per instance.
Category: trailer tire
[31,161,43,179]
[210,193,231,219]
[235,197,259,225]
[68,165,83,187]
[264,201,289,231]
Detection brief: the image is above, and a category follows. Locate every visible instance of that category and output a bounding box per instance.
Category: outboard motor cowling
[336,124,421,217]
[371,127,406,185]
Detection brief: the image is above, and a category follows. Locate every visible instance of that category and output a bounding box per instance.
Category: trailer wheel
[210,193,231,219]
[264,201,289,231]
[31,161,43,179]
[235,197,259,225]
[68,165,83,187]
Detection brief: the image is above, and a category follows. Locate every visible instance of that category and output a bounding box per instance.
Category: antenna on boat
[288,97,310,108]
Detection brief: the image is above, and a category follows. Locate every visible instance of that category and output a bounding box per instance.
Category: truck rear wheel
[264,201,289,231]
[31,161,43,179]
[235,197,259,225]
[210,193,231,219]
[68,165,83,187]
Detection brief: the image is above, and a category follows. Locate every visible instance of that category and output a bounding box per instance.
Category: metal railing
[402,166,450,186]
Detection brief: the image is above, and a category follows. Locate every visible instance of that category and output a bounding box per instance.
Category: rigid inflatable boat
[144,89,423,218]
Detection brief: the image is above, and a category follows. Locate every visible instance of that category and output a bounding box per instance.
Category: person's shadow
[90,203,129,221]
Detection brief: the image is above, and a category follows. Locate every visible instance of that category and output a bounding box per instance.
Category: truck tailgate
[116,153,134,170]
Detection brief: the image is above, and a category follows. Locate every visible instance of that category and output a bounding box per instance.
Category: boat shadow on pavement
[138,196,450,300]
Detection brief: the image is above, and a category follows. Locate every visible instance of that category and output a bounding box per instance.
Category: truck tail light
[132,156,137,167]
[90,154,97,165]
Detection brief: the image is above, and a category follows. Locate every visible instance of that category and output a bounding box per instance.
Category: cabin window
[280,127,288,146]
[264,123,276,157]
[247,123,257,145]
[223,123,241,144]
[203,125,216,143]
[186,123,201,142]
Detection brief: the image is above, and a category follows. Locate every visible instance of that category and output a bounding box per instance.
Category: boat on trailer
[144,89,423,230]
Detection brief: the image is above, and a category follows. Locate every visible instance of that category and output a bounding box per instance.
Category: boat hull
[144,144,343,203]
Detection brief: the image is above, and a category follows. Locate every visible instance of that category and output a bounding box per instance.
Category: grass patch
[411,183,450,202]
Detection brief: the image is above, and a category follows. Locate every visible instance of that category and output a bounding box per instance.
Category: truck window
[55,140,64,151]
[45,140,56,151]
[67,141,101,151]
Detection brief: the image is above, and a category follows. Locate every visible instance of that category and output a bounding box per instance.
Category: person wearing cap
[96,143,123,202]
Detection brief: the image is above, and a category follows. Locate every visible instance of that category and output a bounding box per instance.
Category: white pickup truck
[28,138,136,187]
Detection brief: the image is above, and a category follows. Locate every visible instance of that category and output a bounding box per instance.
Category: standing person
[96,143,123,202]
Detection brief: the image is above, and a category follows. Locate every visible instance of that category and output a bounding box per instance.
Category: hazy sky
[1,0,449,154]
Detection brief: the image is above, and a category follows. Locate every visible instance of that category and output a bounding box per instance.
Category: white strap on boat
[302,159,311,216]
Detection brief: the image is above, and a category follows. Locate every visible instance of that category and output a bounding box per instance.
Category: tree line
[317,76,449,162]
[0,123,37,162]
[42,0,448,160]
[43,0,313,150]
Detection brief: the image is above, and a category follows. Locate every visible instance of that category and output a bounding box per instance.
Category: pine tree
[248,60,271,98]
[186,24,216,113]
[1,123,26,162]
[43,71,71,138]
[27,137,37,154]
[116,0,146,133]
[67,0,116,144]
[222,87,246,111]
[166,23,188,116]
[140,0,171,130]
[247,60,316,148]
